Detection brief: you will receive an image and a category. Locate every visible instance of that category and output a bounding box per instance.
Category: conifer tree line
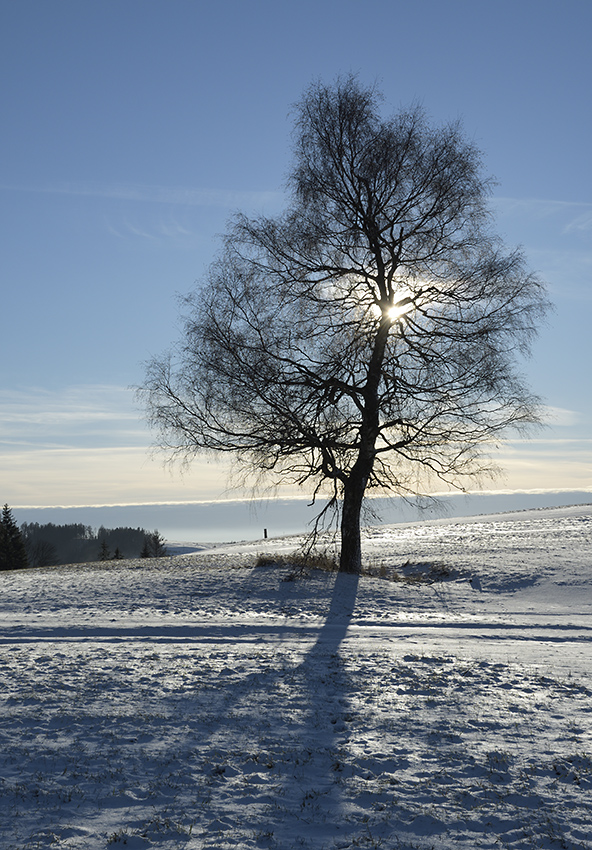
[0,504,168,569]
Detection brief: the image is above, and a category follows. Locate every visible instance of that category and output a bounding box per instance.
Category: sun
[369,292,415,323]
[367,285,425,324]
[387,295,414,322]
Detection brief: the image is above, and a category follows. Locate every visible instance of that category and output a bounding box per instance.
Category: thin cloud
[0,385,138,423]
[542,406,581,427]
[564,210,592,235]
[1,181,283,209]
[2,444,232,507]
[493,196,591,217]
[104,215,201,242]
[0,385,145,451]
[493,196,592,242]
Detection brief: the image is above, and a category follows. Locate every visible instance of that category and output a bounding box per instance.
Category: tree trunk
[339,316,390,574]
[339,471,367,574]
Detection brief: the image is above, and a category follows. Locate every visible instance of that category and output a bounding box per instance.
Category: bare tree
[140,77,549,574]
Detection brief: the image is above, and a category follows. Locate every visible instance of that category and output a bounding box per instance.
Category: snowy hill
[1,505,591,849]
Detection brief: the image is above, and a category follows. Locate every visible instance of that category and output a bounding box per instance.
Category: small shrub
[362,559,454,583]
[255,550,338,579]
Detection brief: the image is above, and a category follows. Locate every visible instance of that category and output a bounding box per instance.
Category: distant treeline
[19,522,168,567]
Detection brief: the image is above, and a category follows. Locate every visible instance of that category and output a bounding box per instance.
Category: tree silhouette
[143,530,168,558]
[140,77,549,573]
[0,504,29,570]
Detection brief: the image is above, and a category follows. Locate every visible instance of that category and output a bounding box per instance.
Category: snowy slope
[1,506,591,849]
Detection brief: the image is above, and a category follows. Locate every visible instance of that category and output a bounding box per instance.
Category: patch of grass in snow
[373,559,456,583]
[256,550,457,585]
[107,814,195,845]
[255,551,339,578]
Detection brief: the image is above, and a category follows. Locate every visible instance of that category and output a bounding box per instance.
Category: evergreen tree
[142,530,168,558]
[0,504,29,570]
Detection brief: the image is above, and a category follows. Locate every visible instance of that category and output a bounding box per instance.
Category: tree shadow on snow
[183,566,361,842]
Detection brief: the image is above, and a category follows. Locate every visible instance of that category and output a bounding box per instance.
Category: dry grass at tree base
[255,551,456,584]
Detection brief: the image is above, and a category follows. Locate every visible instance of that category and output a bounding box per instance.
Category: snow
[1,505,591,849]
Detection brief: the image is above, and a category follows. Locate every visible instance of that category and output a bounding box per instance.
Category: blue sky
[1,0,591,513]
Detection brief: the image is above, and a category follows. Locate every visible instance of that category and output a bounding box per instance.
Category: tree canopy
[140,77,549,573]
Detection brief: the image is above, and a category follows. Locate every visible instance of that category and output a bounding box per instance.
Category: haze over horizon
[2,1,590,512]
[11,490,592,546]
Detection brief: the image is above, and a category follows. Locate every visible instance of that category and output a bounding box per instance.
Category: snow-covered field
[1,505,591,849]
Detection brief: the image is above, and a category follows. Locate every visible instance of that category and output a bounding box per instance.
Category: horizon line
[12,487,592,511]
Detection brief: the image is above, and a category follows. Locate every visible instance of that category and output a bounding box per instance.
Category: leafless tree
[140,77,549,573]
